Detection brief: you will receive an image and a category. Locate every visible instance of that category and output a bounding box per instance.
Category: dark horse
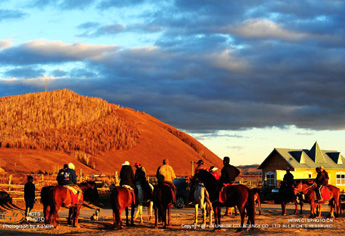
[294,181,341,218]
[153,184,174,229]
[279,182,303,216]
[41,182,98,228]
[194,169,255,232]
[110,186,135,229]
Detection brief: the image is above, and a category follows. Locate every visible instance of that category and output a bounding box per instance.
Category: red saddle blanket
[315,186,331,201]
[219,184,234,203]
[67,189,79,205]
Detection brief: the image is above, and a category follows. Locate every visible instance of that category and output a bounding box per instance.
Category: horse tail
[246,188,255,226]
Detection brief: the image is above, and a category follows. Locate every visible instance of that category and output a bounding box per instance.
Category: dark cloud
[4,67,45,78]
[1,1,345,133]
[0,9,26,21]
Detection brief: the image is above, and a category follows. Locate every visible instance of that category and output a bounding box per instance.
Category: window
[336,172,345,186]
[265,172,275,186]
[308,172,312,178]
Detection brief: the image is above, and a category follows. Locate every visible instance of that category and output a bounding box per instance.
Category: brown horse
[280,182,303,216]
[194,169,255,232]
[294,181,340,218]
[153,184,174,229]
[252,188,262,215]
[42,182,98,228]
[110,186,135,229]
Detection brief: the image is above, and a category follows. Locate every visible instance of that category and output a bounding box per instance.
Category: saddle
[315,186,331,202]
[64,186,79,205]
[122,185,136,204]
[219,183,235,203]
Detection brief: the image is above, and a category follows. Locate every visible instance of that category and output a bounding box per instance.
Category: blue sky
[1,0,345,165]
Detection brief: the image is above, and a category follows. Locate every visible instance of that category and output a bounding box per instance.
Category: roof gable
[327,152,343,164]
[308,141,326,164]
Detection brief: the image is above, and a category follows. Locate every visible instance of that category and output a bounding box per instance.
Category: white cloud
[227,18,306,41]
[22,39,118,60]
[207,49,248,72]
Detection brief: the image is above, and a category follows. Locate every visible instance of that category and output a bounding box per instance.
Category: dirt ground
[1,202,345,236]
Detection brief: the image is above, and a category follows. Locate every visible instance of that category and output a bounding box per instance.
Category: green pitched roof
[260,142,345,169]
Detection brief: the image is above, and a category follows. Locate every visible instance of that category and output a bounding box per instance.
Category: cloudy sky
[1,0,345,165]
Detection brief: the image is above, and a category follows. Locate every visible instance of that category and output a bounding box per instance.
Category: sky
[1,0,345,166]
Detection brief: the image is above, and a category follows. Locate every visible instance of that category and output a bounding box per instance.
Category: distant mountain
[0,89,222,176]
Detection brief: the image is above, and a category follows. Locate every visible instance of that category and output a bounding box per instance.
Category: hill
[0,89,222,176]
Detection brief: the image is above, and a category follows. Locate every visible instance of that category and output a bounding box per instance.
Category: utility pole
[45,77,48,92]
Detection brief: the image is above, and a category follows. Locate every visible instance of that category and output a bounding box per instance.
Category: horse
[192,183,213,225]
[110,186,135,229]
[252,188,262,215]
[41,181,98,228]
[194,169,255,232]
[153,183,174,229]
[134,182,154,223]
[279,182,303,216]
[294,181,340,218]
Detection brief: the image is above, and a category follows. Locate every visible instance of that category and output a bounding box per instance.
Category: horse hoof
[74,224,80,228]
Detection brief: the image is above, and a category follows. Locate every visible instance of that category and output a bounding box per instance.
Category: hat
[209,166,218,172]
[319,165,324,169]
[196,160,204,165]
[122,161,130,166]
[68,163,75,170]
[134,162,141,167]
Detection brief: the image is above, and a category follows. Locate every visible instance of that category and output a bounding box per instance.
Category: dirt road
[1,203,344,235]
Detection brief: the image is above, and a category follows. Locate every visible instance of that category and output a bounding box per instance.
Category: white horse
[193,183,213,225]
[134,183,154,223]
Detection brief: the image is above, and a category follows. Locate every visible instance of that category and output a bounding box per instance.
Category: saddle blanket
[219,183,234,203]
[163,183,176,201]
[315,186,331,201]
[122,185,136,204]
[65,186,78,205]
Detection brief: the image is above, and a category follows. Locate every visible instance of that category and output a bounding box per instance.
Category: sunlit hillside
[0,89,222,175]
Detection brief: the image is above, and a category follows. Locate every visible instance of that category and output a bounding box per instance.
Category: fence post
[80,169,83,182]
[41,174,44,182]
[8,174,12,191]
[115,171,119,186]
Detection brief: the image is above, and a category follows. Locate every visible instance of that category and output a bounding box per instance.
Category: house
[258,142,345,192]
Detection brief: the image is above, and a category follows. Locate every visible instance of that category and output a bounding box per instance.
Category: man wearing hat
[220,156,240,185]
[194,159,205,176]
[60,163,82,205]
[120,161,134,189]
[315,166,329,201]
[209,166,220,180]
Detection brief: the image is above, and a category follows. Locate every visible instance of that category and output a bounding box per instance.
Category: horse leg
[300,202,303,215]
[138,205,143,223]
[68,207,72,225]
[310,201,316,218]
[318,203,322,218]
[168,204,172,227]
[237,204,245,233]
[258,199,262,215]
[134,205,139,220]
[194,204,199,225]
[74,205,81,228]
[125,207,129,226]
[148,201,153,222]
[154,206,158,229]
[202,203,206,225]
[294,200,298,214]
[131,204,135,226]
[281,202,287,216]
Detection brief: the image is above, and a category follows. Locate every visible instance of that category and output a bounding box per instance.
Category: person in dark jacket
[61,163,82,205]
[315,166,329,201]
[134,162,150,199]
[220,156,240,185]
[120,161,134,188]
[24,175,35,219]
[283,167,294,188]
[57,164,68,185]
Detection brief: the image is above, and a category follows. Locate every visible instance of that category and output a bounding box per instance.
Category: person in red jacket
[209,166,220,180]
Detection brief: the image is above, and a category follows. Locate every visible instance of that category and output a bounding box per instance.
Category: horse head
[79,181,99,203]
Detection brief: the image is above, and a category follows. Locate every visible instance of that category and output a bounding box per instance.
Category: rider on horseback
[315,166,329,201]
[194,160,206,176]
[120,161,135,189]
[220,156,240,186]
[134,162,151,196]
[156,159,176,201]
[57,164,68,185]
[60,163,82,206]
[283,167,294,200]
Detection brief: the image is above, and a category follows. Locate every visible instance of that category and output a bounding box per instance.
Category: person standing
[24,175,35,220]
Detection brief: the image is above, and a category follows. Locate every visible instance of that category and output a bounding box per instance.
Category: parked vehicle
[173,177,190,208]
